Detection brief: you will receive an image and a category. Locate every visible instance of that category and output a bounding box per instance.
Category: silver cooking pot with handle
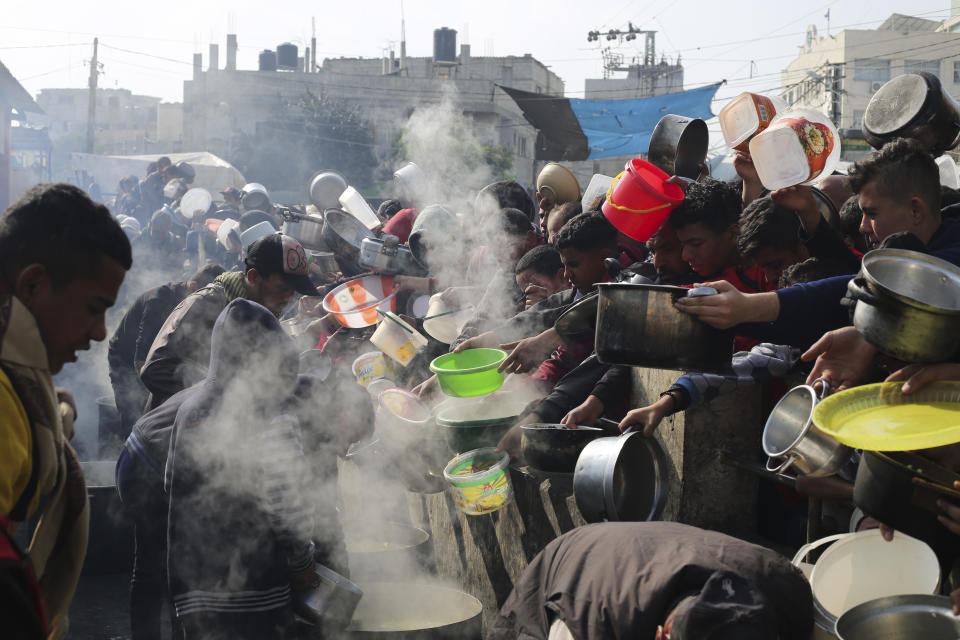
[846,248,960,362]
[281,207,327,250]
[573,420,668,523]
[762,378,850,478]
[309,170,348,211]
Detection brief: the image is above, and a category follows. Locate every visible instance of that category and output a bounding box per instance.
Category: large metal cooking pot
[647,114,709,180]
[309,170,349,211]
[359,235,428,276]
[595,283,734,372]
[241,182,271,212]
[281,208,328,250]
[863,72,960,156]
[81,460,133,576]
[322,208,377,276]
[835,595,960,640]
[846,249,960,362]
[520,423,608,474]
[853,450,960,560]
[573,421,668,523]
[762,379,851,478]
[341,520,432,580]
[343,582,482,639]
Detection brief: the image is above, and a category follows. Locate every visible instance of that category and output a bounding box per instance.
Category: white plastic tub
[370,312,428,367]
[339,186,381,231]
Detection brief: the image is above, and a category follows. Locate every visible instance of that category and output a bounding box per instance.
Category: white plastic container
[351,351,394,388]
[180,187,212,218]
[422,294,474,345]
[370,312,428,367]
[749,108,841,191]
[216,218,241,249]
[793,529,940,638]
[937,155,960,189]
[375,387,432,448]
[718,92,786,151]
[239,221,277,252]
[581,174,614,211]
[339,186,381,231]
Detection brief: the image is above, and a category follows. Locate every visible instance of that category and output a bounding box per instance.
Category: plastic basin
[323,275,397,328]
[375,388,432,448]
[429,348,507,398]
[443,448,514,515]
[434,393,528,453]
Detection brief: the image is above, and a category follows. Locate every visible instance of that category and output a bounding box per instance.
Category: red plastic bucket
[602,159,685,242]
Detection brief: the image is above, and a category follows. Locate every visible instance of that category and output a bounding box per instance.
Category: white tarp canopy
[68,151,246,197]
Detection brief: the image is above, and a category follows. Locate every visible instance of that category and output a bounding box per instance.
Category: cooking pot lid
[862,249,960,312]
[863,74,930,135]
[554,291,598,339]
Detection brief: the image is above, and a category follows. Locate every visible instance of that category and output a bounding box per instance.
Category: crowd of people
[3,131,960,640]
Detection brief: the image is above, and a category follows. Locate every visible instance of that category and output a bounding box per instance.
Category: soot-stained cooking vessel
[322,208,378,276]
[863,72,960,156]
[573,419,668,523]
[647,114,710,180]
[520,422,609,474]
[595,282,733,372]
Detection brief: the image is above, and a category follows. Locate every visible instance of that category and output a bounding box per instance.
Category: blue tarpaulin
[568,83,722,159]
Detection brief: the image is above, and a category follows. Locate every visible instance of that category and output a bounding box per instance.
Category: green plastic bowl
[429,349,507,398]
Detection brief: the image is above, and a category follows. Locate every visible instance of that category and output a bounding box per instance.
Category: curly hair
[667,179,742,234]
[554,212,618,252]
[737,197,801,257]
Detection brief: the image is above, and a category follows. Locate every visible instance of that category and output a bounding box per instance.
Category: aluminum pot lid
[861,248,960,313]
[863,74,932,136]
[309,170,348,210]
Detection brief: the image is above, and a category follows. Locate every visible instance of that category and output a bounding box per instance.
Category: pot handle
[766,454,798,475]
[791,532,851,566]
[846,277,890,309]
[811,377,831,400]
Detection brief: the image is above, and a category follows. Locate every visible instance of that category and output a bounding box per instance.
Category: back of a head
[238,210,276,232]
[838,195,862,238]
[549,201,583,231]
[737,197,801,258]
[189,263,226,289]
[475,180,537,223]
[668,179,742,234]
[848,137,940,214]
[554,212,618,253]
[515,244,563,277]
[377,199,404,220]
[779,257,852,287]
[0,183,132,287]
[488,207,535,238]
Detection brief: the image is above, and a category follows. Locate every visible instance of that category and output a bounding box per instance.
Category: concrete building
[35,88,183,155]
[781,11,960,160]
[182,30,563,188]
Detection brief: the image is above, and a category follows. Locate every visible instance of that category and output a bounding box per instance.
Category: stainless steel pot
[863,72,960,156]
[647,114,709,179]
[343,582,482,639]
[282,208,328,249]
[309,170,348,211]
[595,283,734,372]
[359,235,428,276]
[341,520,432,580]
[835,595,960,640]
[847,249,960,362]
[762,379,850,478]
[322,208,377,276]
[241,182,271,212]
[573,421,668,523]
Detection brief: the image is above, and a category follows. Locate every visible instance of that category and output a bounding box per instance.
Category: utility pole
[86,37,99,154]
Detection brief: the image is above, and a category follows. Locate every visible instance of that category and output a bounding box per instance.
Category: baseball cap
[221,186,241,197]
[670,571,779,640]
[245,233,318,296]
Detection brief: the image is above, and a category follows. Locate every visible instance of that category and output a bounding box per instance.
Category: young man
[0,183,131,635]
[140,233,318,410]
[515,245,568,310]
[108,264,225,435]
[166,299,315,640]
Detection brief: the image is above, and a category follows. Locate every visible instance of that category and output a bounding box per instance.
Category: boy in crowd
[514,245,568,311]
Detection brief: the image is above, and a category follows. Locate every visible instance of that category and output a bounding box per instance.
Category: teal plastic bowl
[429,349,507,398]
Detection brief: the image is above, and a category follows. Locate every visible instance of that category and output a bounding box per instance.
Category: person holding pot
[140,233,319,410]
[488,522,812,640]
[676,138,960,387]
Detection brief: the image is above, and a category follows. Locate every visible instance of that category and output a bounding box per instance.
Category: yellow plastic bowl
[812,381,960,451]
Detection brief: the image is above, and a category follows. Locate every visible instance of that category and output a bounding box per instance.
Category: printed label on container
[780,117,835,182]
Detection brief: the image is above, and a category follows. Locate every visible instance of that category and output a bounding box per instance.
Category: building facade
[182,30,564,189]
[781,13,960,160]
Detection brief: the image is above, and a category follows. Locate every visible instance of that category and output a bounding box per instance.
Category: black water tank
[259,49,277,71]
[433,27,457,63]
[277,42,298,69]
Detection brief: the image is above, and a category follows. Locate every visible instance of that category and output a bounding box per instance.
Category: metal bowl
[835,594,960,639]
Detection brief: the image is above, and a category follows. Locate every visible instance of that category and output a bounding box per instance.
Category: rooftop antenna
[311,16,317,72]
[400,0,407,73]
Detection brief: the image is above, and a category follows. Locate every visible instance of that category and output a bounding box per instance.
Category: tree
[230,90,376,193]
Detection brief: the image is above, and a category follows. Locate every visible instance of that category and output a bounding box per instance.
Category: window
[905,59,940,77]
[954,61,960,83]
[852,110,865,128]
[853,59,890,83]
